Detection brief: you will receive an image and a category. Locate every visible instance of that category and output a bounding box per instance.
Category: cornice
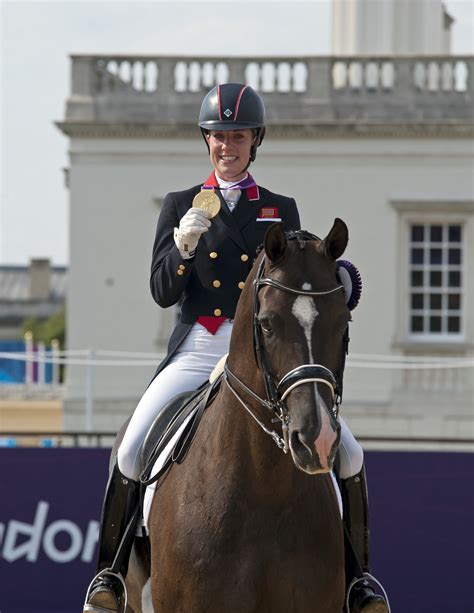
[390,199,474,213]
[55,121,474,140]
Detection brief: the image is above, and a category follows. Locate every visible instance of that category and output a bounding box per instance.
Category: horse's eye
[259,317,273,335]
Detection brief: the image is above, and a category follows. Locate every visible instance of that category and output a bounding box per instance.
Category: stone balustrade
[61,54,474,132]
[399,360,471,395]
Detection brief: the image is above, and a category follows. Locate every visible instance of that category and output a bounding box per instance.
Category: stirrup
[346,572,391,613]
[83,568,128,613]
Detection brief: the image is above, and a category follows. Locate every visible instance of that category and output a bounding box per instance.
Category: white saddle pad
[142,409,195,534]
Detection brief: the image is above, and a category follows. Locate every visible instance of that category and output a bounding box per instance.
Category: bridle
[224,233,347,454]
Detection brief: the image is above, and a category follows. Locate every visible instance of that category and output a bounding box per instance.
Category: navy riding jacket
[150,181,301,376]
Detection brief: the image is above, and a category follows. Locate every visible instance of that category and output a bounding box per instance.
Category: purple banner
[0,449,108,613]
[365,451,474,613]
[0,449,472,612]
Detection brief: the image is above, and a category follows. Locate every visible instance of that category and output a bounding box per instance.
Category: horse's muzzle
[289,420,341,475]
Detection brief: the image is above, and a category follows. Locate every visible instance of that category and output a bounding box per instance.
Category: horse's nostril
[291,431,313,457]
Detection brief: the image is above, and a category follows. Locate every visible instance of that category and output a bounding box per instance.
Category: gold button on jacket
[179,264,186,271]
[213,308,222,317]
[240,254,249,262]
[177,269,184,276]
[238,281,245,290]
[212,280,221,288]
[209,252,218,259]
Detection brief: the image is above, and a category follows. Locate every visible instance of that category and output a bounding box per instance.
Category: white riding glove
[174,207,212,258]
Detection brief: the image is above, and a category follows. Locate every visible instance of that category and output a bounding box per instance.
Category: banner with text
[0,448,472,613]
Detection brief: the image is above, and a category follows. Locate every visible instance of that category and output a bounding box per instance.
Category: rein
[224,246,345,454]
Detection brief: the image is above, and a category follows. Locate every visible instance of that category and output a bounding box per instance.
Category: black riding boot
[83,463,140,613]
[341,465,389,613]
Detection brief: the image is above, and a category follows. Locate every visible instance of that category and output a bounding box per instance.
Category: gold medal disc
[192,189,221,219]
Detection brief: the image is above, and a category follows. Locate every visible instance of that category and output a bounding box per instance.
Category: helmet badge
[224,108,233,118]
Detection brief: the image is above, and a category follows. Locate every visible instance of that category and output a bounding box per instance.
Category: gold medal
[192,189,221,219]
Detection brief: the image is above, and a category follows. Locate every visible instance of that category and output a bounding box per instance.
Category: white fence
[1,347,473,429]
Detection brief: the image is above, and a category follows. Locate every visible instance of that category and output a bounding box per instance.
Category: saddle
[138,373,223,486]
[100,373,224,588]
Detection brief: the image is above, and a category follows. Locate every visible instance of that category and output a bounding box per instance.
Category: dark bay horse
[135,219,351,612]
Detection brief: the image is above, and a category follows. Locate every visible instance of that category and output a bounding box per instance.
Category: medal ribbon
[203,172,260,201]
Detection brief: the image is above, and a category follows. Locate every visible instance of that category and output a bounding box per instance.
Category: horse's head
[228,220,351,476]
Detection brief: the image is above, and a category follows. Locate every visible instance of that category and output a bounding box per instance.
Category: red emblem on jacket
[258,207,279,219]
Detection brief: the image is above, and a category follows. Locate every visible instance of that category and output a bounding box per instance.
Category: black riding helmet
[198,83,266,163]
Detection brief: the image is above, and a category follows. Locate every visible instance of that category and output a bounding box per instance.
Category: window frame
[408,221,464,341]
[391,199,473,348]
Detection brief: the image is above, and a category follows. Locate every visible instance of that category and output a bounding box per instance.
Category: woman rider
[83,83,388,613]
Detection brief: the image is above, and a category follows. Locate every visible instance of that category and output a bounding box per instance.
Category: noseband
[224,239,346,454]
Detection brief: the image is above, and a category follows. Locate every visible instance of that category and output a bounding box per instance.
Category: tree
[21,308,66,347]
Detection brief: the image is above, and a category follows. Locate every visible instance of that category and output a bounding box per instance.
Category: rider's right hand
[174,207,212,256]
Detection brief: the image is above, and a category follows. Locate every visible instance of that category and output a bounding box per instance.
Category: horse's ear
[264,223,287,263]
[320,218,348,260]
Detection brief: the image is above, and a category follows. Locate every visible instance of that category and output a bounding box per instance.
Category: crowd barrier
[0,448,472,612]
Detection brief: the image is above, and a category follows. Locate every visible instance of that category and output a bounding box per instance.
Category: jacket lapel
[233,188,266,231]
[213,191,248,252]
[203,172,266,250]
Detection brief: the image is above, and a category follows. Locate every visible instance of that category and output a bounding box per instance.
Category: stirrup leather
[83,568,128,613]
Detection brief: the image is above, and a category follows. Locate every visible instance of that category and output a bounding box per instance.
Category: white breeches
[117,321,363,481]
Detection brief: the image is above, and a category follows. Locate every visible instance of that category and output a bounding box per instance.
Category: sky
[1,0,473,266]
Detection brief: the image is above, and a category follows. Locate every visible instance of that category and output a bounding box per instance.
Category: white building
[57,0,473,443]
[332,0,454,55]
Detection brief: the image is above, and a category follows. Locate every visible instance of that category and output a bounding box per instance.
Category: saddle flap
[139,375,223,486]
[139,389,201,480]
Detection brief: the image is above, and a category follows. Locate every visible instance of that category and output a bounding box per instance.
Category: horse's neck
[205,370,298,501]
[204,291,302,498]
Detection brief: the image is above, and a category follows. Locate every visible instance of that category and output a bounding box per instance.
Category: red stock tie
[196,316,227,335]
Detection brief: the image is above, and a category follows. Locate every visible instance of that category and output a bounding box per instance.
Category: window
[408,222,463,338]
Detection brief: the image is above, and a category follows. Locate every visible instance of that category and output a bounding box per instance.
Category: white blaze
[291,284,318,362]
[291,284,338,471]
[141,577,154,612]
[314,388,337,471]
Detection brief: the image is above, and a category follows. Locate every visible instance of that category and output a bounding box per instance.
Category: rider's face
[207,129,255,181]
